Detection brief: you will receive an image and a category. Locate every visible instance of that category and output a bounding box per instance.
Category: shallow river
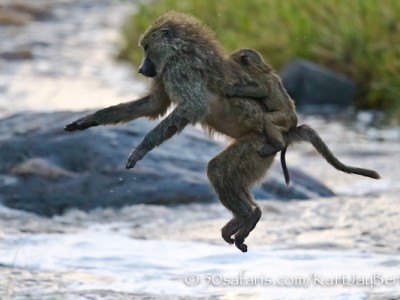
[0,1,399,299]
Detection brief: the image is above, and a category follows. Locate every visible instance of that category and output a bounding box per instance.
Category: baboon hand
[226,85,240,98]
[258,144,279,157]
[64,118,99,132]
[125,148,146,169]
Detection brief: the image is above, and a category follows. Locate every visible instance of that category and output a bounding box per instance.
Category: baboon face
[138,26,175,78]
[138,13,193,78]
[138,12,222,79]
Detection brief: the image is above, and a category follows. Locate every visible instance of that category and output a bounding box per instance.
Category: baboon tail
[287,124,381,179]
[280,148,290,186]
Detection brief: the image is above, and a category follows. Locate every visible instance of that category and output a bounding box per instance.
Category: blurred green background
[118,0,400,121]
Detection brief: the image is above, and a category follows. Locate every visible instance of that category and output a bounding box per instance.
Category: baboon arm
[124,70,209,168]
[226,82,268,99]
[125,104,196,169]
[64,95,171,131]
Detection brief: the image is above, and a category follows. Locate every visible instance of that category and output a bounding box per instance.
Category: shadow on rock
[0,112,334,216]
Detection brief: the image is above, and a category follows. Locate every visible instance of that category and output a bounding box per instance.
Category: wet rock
[280,59,355,113]
[0,9,32,26]
[0,1,52,21]
[0,112,334,216]
[11,157,77,178]
[0,49,33,60]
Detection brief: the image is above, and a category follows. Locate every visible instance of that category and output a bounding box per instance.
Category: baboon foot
[221,218,243,245]
[258,144,279,157]
[222,232,235,245]
[234,238,248,253]
[65,118,99,132]
[233,207,262,253]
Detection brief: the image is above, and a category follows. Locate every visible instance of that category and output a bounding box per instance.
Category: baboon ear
[161,27,174,41]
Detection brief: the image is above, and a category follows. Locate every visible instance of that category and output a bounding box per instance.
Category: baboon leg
[207,133,275,252]
[65,94,171,131]
[234,207,262,252]
[221,218,243,244]
[258,117,286,157]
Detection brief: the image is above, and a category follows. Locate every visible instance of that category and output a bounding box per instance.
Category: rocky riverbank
[0,111,336,216]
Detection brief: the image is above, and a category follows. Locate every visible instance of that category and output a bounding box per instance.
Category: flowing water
[0,1,399,299]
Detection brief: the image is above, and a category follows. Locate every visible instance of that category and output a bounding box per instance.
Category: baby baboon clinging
[226,48,380,185]
[65,11,380,253]
[227,48,298,158]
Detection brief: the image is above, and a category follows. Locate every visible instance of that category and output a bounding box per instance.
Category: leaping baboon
[66,11,271,252]
[65,11,380,253]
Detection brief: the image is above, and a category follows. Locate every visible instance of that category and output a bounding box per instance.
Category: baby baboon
[226,48,380,185]
[65,12,380,253]
[227,48,298,157]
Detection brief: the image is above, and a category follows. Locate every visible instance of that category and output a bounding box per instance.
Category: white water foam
[1,224,399,299]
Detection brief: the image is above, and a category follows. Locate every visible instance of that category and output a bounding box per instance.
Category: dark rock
[280,59,355,113]
[0,10,32,26]
[0,112,334,216]
[0,2,52,20]
[0,49,33,60]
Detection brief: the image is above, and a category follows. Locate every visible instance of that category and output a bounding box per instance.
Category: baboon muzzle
[138,56,157,78]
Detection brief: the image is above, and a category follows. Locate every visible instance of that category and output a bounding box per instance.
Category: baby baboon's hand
[258,144,279,158]
[226,84,240,99]
[64,118,99,132]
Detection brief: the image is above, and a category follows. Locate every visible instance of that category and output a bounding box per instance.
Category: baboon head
[230,48,272,73]
[138,11,225,78]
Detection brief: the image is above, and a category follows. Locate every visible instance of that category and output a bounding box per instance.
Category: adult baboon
[66,11,271,252]
[65,11,380,252]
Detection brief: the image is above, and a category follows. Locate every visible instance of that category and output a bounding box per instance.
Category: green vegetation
[119,0,400,120]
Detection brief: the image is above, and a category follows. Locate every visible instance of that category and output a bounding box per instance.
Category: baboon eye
[143,44,149,51]
[161,27,174,40]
